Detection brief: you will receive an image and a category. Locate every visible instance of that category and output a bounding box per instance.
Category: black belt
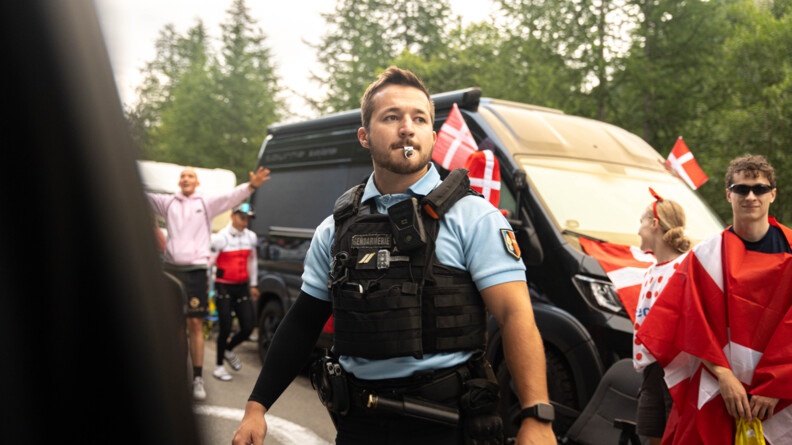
[347,362,471,407]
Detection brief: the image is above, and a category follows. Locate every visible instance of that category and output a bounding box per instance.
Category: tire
[257,299,284,365]
[496,344,578,440]
[544,347,578,436]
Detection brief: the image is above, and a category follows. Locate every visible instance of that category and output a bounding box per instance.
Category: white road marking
[194,405,332,445]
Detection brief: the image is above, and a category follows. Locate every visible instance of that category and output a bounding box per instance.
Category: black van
[249,88,723,437]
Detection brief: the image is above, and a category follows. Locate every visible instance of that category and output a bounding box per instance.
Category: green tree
[611,0,730,151]
[127,0,284,182]
[159,25,224,167]
[494,0,636,118]
[310,0,454,114]
[693,0,792,224]
[214,0,284,179]
[128,23,212,160]
[394,21,583,112]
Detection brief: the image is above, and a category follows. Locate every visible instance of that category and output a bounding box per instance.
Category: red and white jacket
[211,223,258,286]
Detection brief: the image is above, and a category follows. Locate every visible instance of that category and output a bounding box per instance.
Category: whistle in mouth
[403,146,414,158]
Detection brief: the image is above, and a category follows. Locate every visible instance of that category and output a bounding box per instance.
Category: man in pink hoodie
[147,165,271,401]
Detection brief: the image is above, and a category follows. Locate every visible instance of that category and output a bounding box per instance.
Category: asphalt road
[194,331,336,445]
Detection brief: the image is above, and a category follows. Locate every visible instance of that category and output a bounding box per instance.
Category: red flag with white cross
[666,137,708,190]
[464,149,501,208]
[433,103,478,170]
[578,237,656,323]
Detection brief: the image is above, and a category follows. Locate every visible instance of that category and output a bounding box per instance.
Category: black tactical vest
[329,169,487,359]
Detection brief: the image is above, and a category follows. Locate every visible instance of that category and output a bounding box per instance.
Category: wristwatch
[519,403,555,423]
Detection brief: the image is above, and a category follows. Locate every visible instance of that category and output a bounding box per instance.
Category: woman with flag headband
[636,154,792,444]
[632,188,691,445]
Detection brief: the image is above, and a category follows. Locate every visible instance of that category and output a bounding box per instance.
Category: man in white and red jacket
[147,166,270,401]
[210,203,259,382]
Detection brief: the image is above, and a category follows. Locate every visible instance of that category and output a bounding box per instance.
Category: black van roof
[267,88,483,137]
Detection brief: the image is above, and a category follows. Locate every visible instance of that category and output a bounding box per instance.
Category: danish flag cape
[579,237,656,323]
[433,103,478,171]
[636,218,792,444]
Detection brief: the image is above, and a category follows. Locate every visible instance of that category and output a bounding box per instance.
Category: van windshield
[518,157,724,246]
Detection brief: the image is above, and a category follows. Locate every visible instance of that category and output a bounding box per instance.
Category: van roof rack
[431,88,481,111]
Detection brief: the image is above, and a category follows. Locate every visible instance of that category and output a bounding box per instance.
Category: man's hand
[250,287,260,301]
[249,166,272,189]
[750,395,779,420]
[231,401,268,445]
[705,362,751,419]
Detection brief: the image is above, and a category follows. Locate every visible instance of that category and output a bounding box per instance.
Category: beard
[371,144,433,175]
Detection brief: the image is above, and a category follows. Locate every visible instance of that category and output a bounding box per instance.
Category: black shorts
[636,362,673,438]
[164,265,209,319]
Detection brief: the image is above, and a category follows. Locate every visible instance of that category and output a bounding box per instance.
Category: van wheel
[544,347,577,437]
[257,300,284,365]
[496,345,577,440]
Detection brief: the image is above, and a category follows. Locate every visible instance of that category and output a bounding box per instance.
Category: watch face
[536,403,555,422]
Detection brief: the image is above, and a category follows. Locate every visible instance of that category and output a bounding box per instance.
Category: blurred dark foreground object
[1,1,202,443]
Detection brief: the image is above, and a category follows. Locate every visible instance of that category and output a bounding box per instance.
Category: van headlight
[572,274,624,314]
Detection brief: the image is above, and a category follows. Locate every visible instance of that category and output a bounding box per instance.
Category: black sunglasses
[728,183,774,196]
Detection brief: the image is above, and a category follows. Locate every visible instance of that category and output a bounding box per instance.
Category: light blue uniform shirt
[301,164,526,379]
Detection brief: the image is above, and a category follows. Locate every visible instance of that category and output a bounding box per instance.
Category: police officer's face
[357,84,437,175]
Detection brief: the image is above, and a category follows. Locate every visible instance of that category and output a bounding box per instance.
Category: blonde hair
[651,199,691,253]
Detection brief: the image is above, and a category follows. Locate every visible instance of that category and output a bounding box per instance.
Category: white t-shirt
[633,252,689,371]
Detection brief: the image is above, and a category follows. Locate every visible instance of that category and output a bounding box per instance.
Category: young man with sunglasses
[637,154,792,444]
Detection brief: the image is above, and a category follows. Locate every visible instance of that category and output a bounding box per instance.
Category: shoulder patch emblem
[500,229,521,259]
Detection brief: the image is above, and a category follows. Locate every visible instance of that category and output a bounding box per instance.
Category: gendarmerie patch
[500,229,521,259]
[351,233,392,249]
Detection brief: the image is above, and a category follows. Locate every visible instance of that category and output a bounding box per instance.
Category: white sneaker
[192,377,207,401]
[224,350,242,371]
[213,365,232,381]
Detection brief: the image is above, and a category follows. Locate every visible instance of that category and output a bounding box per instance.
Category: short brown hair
[724,154,776,189]
[360,66,434,130]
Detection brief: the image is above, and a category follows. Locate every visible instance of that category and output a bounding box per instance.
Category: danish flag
[578,237,655,323]
[666,137,708,190]
[433,103,478,171]
[464,149,501,208]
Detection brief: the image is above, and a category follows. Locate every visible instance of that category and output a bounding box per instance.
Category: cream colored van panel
[480,100,666,168]
[477,100,723,247]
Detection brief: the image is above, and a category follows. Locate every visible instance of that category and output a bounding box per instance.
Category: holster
[460,352,504,445]
[309,351,350,417]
